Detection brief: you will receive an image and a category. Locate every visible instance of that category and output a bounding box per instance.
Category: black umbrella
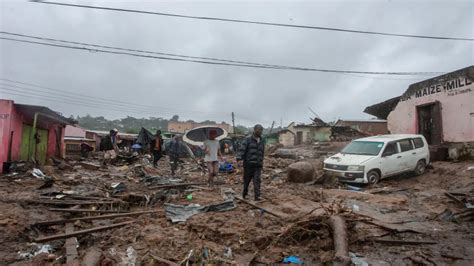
[183,126,228,145]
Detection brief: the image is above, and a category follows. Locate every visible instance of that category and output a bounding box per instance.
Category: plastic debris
[352,204,360,212]
[283,255,302,264]
[186,194,193,201]
[18,244,52,259]
[165,200,237,223]
[349,252,369,266]
[32,168,51,181]
[111,182,127,194]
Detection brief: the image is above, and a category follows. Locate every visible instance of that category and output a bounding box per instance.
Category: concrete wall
[65,125,86,138]
[278,131,295,147]
[0,99,67,172]
[388,74,473,143]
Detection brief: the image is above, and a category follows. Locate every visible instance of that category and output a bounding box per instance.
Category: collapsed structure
[0,99,74,173]
[365,65,474,160]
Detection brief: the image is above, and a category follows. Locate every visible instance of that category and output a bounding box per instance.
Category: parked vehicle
[323,134,430,185]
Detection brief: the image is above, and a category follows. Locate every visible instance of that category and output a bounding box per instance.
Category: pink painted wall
[1,99,68,172]
[388,75,474,142]
[0,100,14,168]
[65,125,86,138]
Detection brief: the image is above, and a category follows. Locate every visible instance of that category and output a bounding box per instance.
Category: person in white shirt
[203,130,222,187]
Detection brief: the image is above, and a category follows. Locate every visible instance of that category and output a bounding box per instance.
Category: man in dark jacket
[236,124,265,201]
[150,130,163,167]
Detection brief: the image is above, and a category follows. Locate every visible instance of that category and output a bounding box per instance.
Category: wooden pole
[148,182,207,189]
[34,210,159,226]
[329,215,350,266]
[35,221,133,242]
[49,208,128,213]
[234,197,282,219]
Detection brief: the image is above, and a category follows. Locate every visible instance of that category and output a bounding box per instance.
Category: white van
[323,134,430,184]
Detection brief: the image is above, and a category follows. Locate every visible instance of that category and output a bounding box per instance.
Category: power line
[31,1,474,41]
[0,87,229,120]
[0,36,443,76]
[0,78,229,115]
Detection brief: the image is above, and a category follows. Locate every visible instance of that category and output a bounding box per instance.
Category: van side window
[398,139,414,152]
[382,143,398,156]
[413,138,424,148]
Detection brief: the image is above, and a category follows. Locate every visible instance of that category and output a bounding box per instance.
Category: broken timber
[148,253,179,266]
[35,221,133,242]
[34,210,159,226]
[49,208,128,213]
[373,239,437,245]
[28,199,124,206]
[234,197,282,219]
[64,223,79,265]
[148,182,207,189]
[329,215,350,266]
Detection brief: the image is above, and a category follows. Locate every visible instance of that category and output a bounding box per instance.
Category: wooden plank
[64,223,79,265]
[34,210,159,226]
[29,200,121,205]
[234,197,282,219]
[49,208,128,213]
[148,182,207,189]
[35,221,133,242]
[149,253,179,266]
[374,239,437,245]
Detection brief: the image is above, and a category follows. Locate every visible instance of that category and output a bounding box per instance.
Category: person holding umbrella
[203,129,222,187]
[150,130,163,167]
[236,124,265,201]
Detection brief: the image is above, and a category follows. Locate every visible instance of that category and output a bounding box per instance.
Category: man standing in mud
[151,130,163,168]
[237,124,265,202]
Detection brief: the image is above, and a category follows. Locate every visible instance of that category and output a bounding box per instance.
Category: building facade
[335,119,388,135]
[0,99,73,172]
[365,66,474,159]
[168,121,232,134]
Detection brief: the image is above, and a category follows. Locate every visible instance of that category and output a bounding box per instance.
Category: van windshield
[341,141,384,156]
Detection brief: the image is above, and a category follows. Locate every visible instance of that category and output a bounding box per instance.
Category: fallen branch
[34,210,159,226]
[148,182,207,189]
[374,239,437,245]
[234,197,282,219]
[329,215,350,266]
[49,208,128,213]
[35,221,133,242]
[148,253,179,266]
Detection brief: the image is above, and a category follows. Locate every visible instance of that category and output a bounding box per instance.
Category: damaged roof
[364,65,474,119]
[15,103,76,126]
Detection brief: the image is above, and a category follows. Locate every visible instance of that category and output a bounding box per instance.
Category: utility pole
[231,112,235,134]
[269,121,275,135]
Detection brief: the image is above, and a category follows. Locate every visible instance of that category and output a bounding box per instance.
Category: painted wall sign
[401,77,472,101]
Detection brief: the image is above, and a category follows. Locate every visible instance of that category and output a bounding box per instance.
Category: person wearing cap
[203,129,222,187]
[236,124,265,201]
[101,129,120,165]
[150,130,164,167]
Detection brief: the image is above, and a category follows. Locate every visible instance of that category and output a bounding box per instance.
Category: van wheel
[414,160,426,176]
[367,170,380,185]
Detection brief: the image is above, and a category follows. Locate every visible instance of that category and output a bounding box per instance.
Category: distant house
[64,125,96,156]
[287,122,332,144]
[0,99,74,172]
[365,65,474,159]
[168,121,233,134]
[86,130,138,150]
[334,119,388,136]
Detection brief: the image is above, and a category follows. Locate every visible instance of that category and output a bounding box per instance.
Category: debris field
[0,143,473,265]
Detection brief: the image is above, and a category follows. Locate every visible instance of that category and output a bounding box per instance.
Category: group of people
[101,124,266,202]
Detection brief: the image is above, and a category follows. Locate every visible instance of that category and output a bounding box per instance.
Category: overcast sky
[0,0,473,127]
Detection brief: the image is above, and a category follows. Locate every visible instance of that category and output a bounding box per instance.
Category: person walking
[100,129,119,166]
[203,130,222,187]
[151,130,163,167]
[236,124,265,201]
[167,136,184,176]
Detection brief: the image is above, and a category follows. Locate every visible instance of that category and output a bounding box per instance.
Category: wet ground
[0,146,473,265]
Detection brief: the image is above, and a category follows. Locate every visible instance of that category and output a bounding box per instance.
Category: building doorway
[417,102,442,145]
[296,131,303,145]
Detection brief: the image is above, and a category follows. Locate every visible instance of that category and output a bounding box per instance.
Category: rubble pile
[0,148,473,265]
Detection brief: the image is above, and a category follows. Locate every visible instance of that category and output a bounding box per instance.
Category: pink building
[0,99,74,172]
[365,66,474,160]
